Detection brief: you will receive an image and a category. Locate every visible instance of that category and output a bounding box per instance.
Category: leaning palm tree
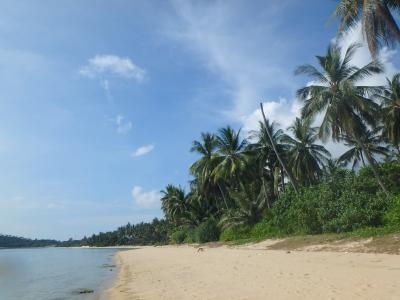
[338,127,390,170]
[211,126,248,187]
[282,118,331,186]
[334,0,400,56]
[260,104,299,193]
[160,185,188,226]
[249,120,288,201]
[377,73,400,153]
[295,42,390,196]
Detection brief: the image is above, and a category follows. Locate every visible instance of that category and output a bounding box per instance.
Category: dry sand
[108,244,400,300]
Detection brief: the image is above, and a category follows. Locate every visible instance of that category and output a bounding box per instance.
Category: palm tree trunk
[360,152,366,166]
[261,176,271,209]
[357,139,390,197]
[280,166,285,192]
[260,103,299,194]
[217,182,229,209]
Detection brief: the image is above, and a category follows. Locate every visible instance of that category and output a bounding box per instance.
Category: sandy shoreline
[107,243,400,300]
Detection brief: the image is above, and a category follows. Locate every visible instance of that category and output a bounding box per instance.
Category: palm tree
[377,73,400,153]
[219,182,267,229]
[260,103,299,193]
[190,132,218,180]
[282,118,331,185]
[190,132,229,209]
[295,42,390,196]
[161,185,188,226]
[249,120,287,203]
[338,127,390,169]
[211,126,248,187]
[334,0,400,56]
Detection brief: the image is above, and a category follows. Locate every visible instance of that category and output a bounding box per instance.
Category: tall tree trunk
[217,182,229,209]
[261,176,271,209]
[358,139,390,197]
[260,103,299,194]
[280,166,285,192]
[360,151,366,166]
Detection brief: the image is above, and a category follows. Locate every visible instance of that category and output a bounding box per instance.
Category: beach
[107,243,400,300]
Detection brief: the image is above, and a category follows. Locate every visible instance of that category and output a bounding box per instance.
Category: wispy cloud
[131,144,154,157]
[79,54,146,101]
[167,0,293,119]
[114,114,132,135]
[79,54,146,81]
[131,186,161,207]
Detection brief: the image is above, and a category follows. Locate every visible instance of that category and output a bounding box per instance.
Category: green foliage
[220,219,281,242]
[358,162,400,194]
[383,196,400,227]
[272,172,390,234]
[219,182,267,229]
[0,235,60,248]
[220,225,251,242]
[170,229,188,244]
[193,218,220,243]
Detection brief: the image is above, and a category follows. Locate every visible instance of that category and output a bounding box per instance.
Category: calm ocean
[0,248,123,300]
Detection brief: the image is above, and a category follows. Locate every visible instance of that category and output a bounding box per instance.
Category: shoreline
[107,242,400,300]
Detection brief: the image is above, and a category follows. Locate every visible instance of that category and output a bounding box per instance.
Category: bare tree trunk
[280,166,285,192]
[260,103,299,194]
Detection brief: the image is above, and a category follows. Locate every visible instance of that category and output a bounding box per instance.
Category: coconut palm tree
[190,132,229,209]
[259,104,299,193]
[190,132,218,180]
[282,118,331,185]
[377,73,400,153]
[160,185,188,226]
[249,120,288,203]
[334,0,400,56]
[295,42,389,195]
[338,127,390,169]
[211,126,248,187]
[219,182,267,229]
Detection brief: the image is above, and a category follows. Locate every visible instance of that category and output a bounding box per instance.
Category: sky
[0,1,398,240]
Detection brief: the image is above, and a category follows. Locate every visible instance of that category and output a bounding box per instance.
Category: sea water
[0,248,123,300]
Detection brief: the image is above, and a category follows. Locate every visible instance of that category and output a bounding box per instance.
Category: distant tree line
[78,218,170,247]
[0,234,59,248]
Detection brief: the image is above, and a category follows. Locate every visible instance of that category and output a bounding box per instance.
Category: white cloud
[241,98,301,134]
[336,23,399,86]
[131,144,155,157]
[114,114,132,134]
[79,54,146,81]
[131,186,161,207]
[167,0,294,119]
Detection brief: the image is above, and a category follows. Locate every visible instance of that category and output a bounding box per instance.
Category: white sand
[108,245,400,300]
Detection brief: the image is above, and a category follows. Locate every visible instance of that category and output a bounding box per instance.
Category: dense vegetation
[76,218,170,247]
[158,39,400,244]
[0,235,59,248]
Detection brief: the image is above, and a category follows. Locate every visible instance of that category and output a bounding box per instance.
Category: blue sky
[0,1,398,240]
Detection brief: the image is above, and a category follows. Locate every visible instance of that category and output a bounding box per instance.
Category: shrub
[170,230,187,244]
[220,224,251,241]
[271,171,390,234]
[249,219,281,239]
[383,196,400,227]
[193,218,220,243]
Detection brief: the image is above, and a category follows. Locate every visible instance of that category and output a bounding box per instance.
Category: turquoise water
[0,248,122,300]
